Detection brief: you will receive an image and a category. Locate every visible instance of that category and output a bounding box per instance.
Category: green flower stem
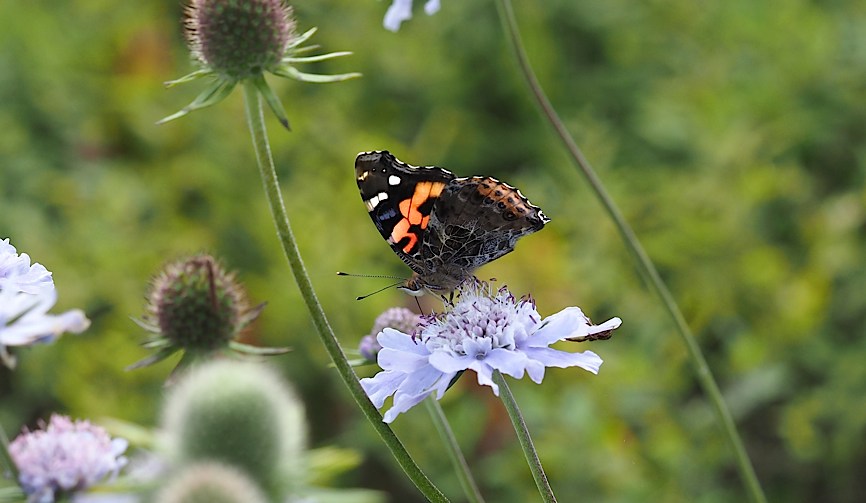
[493,2,766,503]
[424,397,485,503]
[492,371,556,503]
[0,425,19,482]
[241,81,447,503]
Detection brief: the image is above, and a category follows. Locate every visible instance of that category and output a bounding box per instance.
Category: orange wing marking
[390,181,445,253]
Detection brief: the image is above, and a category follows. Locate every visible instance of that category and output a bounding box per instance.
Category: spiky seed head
[162,361,307,499]
[156,462,268,503]
[186,0,296,80]
[147,255,247,351]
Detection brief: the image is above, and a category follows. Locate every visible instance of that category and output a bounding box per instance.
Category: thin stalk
[492,372,556,503]
[493,2,766,503]
[241,81,447,502]
[0,425,19,482]
[424,397,485,503]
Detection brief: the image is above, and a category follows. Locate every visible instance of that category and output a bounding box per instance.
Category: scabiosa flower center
[187,0,296,80]
[421,285,533,356]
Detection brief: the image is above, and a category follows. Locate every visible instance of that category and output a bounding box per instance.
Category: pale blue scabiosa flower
[359,307,422,362]
[0,239,90,368]
[8,415,128,503]
[361,281,621,422]
[0,289,91,367]
[383,0,441,32]
[159,0,360,130]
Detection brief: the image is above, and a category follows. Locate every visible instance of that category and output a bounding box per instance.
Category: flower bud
[155,462,268,503]
[147,255,247,352]
[187,0,296,80]
[161,360,306,499]
[369,307,421,337]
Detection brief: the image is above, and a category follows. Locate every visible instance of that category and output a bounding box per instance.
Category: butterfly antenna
[355,280,404,301]
[337,271,405,280]
[338,271,407,300]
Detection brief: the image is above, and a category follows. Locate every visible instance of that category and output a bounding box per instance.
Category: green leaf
[287,27,318,49]
[272,65,362,83]
[164,69,212,88]
[141,337,173,349]
[252,75,291,130]
[126,346,180,370]
[282,51,354,64]
[156,79,236,125]
[0,486,26,503]
[130,316,160,333]
[228,341,291,355]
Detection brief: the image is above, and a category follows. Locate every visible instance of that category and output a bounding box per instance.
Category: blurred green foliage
[1,0,865,502]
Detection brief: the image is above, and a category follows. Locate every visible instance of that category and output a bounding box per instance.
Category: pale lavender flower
[361,281,621,422]
[0,238,53,295]
[384,0,441,32]
[9,415,129,503]
[359,335,382,362]
[0,287,90,368]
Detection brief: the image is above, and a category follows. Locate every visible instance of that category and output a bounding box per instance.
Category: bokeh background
[2,0,865,501]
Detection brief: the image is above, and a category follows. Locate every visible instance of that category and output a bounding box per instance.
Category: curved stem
[241,81,447,502]
[492,372,557,503]
[424,397,485,503]
[0,425,19,482]
[493,2,766,503]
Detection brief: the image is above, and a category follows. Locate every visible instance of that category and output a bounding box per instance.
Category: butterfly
[355,150,549,295]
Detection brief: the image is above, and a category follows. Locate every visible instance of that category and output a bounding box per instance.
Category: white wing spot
[388,175,401,186]
[364,192,389,211]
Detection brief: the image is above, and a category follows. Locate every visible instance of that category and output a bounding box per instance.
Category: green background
[1,0,865,501]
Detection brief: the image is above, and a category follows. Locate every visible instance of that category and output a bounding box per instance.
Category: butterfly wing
[355,150,455,273]
[419,176,550,273]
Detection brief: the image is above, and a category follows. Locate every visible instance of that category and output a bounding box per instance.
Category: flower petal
[394,364,444,399]
[428,351,474,373]
[468,361,498,395]
[525,359,546,383]
[377,347,430,373]
[483,348,529,379]
[377,328,426,354]
[383,0,413,32]
[432,370,458,399]
[384,390,430,423]
[360,370,407,407]
[530,307,592,346]
[2,301,90,347]
[524,347,603,374]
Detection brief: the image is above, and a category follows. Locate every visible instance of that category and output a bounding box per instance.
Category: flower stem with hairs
[241,81,447,502]
[424,397,485,503]
[0,425,20,483]
[493,1,765,502]
[493,371,556,503]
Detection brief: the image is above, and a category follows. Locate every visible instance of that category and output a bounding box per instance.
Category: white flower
[383,0,441,32]
[0,287,90,368]
[0,238,54,295]
[360,282,621,422]
[9,415,128,503]
[0,238,90,367]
